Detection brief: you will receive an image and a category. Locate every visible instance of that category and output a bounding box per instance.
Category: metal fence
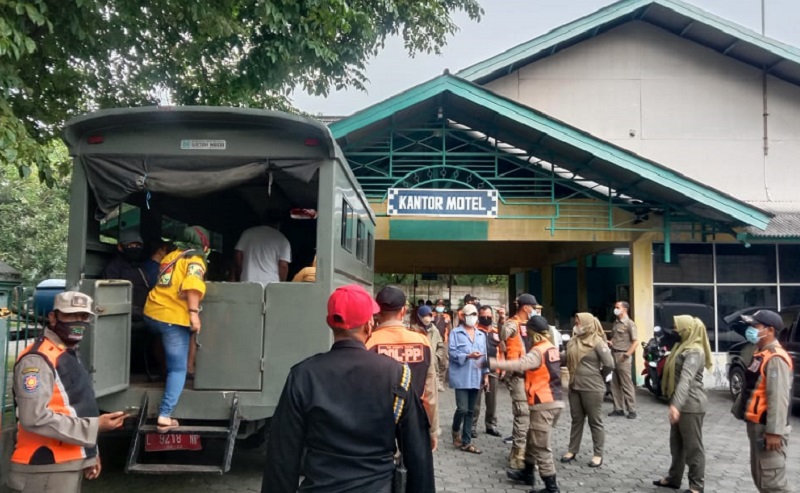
[2,286,46,431]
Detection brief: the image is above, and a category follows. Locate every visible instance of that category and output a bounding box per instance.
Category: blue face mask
[745,327,762,344]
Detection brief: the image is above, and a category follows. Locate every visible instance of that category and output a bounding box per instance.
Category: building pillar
[576,256,588,312]
[630,233,655,385]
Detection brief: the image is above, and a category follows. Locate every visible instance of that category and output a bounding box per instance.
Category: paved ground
[4,387,800,492]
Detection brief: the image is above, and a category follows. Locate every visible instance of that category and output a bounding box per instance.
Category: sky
[291,0,800,116]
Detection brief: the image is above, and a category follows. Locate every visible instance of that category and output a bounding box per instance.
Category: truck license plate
[144,433,202,452]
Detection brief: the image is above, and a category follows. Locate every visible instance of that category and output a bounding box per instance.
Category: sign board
[387,188,498,218]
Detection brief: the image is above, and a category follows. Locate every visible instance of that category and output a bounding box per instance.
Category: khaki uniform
[500,317,530,469]
[666,349,707,491]
[567,342,614,457]
[609,317,637,412]
[433,312,451,388]
[742,341,793,493]
[473,324,501,434]
[493,345,564,478]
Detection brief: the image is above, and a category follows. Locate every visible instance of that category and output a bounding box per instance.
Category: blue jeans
[453,389,479,446]
[144,316,190,418]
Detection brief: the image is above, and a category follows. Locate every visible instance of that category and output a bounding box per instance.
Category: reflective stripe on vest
[525,340,563,406]
[744,345,793,425]
[12,337,99,466]
[505,317,526,361]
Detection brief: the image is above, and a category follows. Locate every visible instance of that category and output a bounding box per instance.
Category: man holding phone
[448,303,489,454]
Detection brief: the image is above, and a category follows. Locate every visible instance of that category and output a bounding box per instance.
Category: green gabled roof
[330,74,771,229]
[457,0,800,86]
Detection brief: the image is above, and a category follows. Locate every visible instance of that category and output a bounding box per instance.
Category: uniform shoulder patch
[22,371,40,393]
[186,262,205,279]
[375,344,426,364]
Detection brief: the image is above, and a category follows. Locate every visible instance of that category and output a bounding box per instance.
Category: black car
[653,302,715,349]
[727,306,800,404]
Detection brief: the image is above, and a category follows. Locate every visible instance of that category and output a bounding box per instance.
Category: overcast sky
[291,0,800,116]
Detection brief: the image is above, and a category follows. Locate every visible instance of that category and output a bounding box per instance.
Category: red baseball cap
[327,284,380,330]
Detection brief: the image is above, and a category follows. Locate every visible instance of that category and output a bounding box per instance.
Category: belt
[611,348,627,353]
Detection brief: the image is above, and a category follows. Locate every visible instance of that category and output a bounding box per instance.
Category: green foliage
[0,140,69,282]
[375,273,508,290]
[0,0,482,183]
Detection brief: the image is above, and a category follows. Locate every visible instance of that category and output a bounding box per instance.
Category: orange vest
[745,345,793,425]
[504,316,526,361]
[524,340,563,406]
[12,337,99,466]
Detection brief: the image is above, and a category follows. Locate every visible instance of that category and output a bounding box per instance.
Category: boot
[506,462,534,484]
[532,475,559,493]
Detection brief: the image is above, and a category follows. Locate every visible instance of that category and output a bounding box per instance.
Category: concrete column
[576,256,588,312]
[630,233,655,385]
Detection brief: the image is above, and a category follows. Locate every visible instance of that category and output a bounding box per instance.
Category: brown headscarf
[566,312,606,382]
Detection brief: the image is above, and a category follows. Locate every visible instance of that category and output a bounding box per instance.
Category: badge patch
[187,262,205,279]
[22,372,39,393]
[375,344,425,363]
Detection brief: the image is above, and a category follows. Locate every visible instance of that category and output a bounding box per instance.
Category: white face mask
[573,325,585,337]
[435,306,445,313]
[613,308,622,317]
[421,316,433,326]
[534,309,542,316]
[465,315,478,327]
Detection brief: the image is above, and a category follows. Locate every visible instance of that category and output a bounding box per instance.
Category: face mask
[521,307,532,321]
[54,320,90,343]
[613,308,622,317]
[745,327,763,345]
[478,316,493,327]
[435,306,445,313]
[122,246,145,262]
[534,309,542,316]
[573,325,585,337]
[421,316,433,326]
[465,315,478,327]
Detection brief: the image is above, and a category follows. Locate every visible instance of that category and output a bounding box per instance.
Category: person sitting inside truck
[102,228,150,322]
[291,256,316,283]
[234,213,292,285]
[143,226,209,432]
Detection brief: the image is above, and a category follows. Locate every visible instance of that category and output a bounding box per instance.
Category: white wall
[484,21,800,203]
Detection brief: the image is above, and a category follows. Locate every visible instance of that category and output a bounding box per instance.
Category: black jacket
[261,338,434,493]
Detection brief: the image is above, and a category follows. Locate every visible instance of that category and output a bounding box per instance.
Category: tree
[0,140,69,282]
[0,0,482,183]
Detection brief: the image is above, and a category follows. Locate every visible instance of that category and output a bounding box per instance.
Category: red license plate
[144,433,202,452]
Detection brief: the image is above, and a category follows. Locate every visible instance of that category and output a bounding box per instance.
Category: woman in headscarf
[561,312,615,467]
[653,315,712,493]
[144,226,210,432]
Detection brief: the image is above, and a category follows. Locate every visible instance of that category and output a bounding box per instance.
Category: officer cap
[53,291,94,316]
[743,309,784,332]
[375,286,406,312]
[417,305,433,317]
[462,304,478,316]
[327,284,380,330]
[118,229,143,245]
[516,293,538,307]
[527,315,550,334]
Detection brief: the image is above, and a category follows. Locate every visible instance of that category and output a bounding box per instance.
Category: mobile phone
[125,406,140,415]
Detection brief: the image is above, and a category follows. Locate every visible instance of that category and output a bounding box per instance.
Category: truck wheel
[729,366,745,399]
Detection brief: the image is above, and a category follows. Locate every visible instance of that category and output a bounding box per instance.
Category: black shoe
[503,435,514,444]
[588,456,603,468]
[486,428,502,437]
[608,409,624,417]
[532,475,560,493]
[506,463,534,483]
[471,431,478,438]
[559,453,577,463]
[627,411,638,419]
[652,479,680,489]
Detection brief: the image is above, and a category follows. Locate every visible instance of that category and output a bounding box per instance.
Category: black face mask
[478,316,493,327]
[53,320,90,343]
[122,246,145,262]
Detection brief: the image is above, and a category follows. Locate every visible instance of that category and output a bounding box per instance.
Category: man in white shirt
[234,221,292,284]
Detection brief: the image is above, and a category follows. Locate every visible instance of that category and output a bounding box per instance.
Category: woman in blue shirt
[448,303,490,454]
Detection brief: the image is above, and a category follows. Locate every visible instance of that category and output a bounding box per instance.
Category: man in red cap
[262,284,435,493]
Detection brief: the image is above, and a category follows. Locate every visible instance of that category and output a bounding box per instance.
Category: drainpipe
[762,0,773,201]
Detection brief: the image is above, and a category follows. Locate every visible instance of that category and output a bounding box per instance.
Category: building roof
[741,202,800,239]
[330,73,771,229]
[457,0,800,87]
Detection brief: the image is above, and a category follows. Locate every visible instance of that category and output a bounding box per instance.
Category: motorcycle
[641,326,677,397]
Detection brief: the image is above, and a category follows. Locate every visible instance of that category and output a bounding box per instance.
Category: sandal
[452,430,462,448]
[156,417,180,433]
[460,443,482,454]
[560,453,577,463]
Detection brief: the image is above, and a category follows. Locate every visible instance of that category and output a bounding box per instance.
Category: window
[716,286,777,351]
[356,219,365,260]
[340,199,353,252]
[367,231,374,268]
[779,245,800,283]
[653,243,713,283]
[716,244,776,284]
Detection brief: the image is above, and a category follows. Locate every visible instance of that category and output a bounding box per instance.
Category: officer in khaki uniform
[500,293,538,471]
[490,315,565,493]
[737,310,793,493]
[472,305,502,438]
[608,301,638,419]
[654,315,712,493]
[7,292,128,493]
